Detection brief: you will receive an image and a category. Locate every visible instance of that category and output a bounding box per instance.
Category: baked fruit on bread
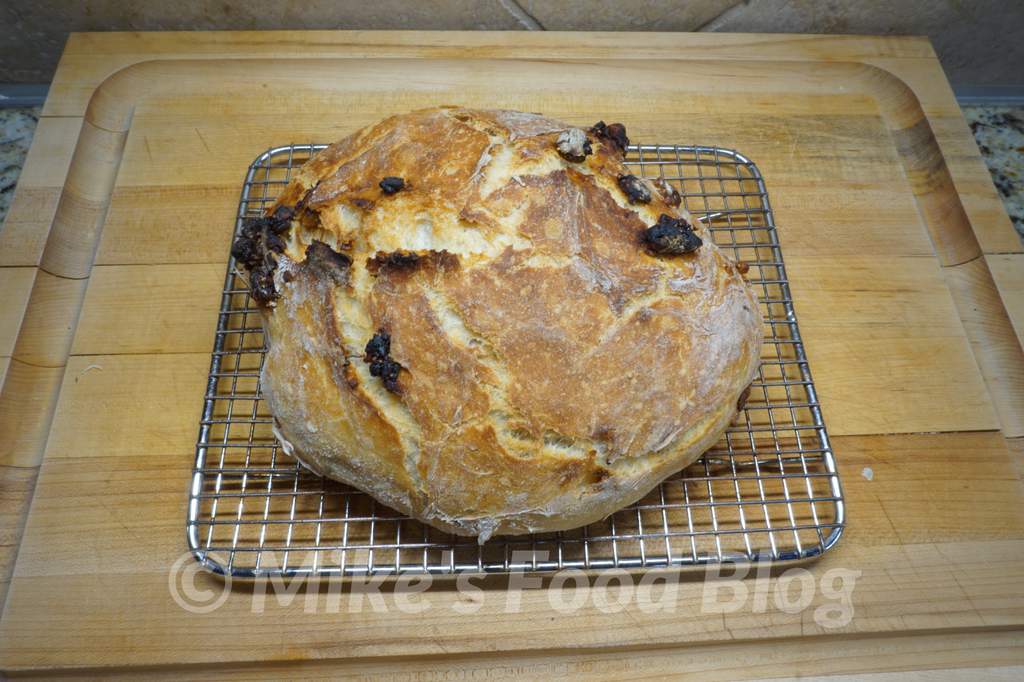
[233,107,763,541]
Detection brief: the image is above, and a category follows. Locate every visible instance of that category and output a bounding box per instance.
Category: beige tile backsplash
[0,1,1020,89]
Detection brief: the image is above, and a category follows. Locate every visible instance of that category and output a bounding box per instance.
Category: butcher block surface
[0,31,1023,679]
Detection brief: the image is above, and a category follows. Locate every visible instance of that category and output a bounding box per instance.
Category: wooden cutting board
[1,31,1023,678]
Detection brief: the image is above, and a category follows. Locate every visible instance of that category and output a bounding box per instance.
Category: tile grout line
[496,0,545,31]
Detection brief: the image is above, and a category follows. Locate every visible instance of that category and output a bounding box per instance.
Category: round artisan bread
[232,107,763,541]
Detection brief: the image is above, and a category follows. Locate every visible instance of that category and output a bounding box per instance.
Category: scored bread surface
[250,107,763,541]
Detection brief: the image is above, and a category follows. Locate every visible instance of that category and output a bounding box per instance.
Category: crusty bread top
[246,107,762,538]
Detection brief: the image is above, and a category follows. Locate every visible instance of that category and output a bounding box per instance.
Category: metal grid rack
[187,143,845,578]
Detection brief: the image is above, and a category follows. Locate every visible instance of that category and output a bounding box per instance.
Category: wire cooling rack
[187,143,845,578]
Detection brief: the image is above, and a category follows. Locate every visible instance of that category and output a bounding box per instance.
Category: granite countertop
[0,106,40,223]
[963,105,1024,243]
[0,104,1022,245]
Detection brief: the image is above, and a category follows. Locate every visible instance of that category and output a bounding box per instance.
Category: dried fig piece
[231,205,298,304]
[363,329,403,393]
[643,214,703,255]
[590,121,630,154]
[379,176,405,194]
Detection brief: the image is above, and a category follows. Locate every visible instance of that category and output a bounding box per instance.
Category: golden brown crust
[256,107,763,540]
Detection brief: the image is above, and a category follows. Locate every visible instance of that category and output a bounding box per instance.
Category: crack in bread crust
[422,285,601,466]
[259,107,763,540]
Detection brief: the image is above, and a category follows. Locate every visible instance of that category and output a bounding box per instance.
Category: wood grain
[40,122,128,279]
[0,117,81,268]
[1007,437,1024,492]
[0,361,64,470]
[0,361,64,609]
[3,535,1023,668]
[989,255,1024,343]
[0,268,35,358]
[44,632,1024,681]
[10,272,89,368]
[2,31,1024,676]
[72,264,223,356]
[0,462,36,613]
[36,32,939,118]
[42,354,208,463]
[4,631,1024,680]
[944,258,1024,437]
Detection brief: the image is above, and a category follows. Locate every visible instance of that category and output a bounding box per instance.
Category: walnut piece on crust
[555,128,592,163]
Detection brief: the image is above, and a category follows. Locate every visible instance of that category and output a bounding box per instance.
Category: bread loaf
[232,107,763,541]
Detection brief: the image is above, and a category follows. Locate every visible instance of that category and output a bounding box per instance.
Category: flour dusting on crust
[245,107,763,540]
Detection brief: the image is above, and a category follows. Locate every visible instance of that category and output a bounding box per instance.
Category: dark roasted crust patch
[367,249,460,276]
[367,250,420,272]
[304,240,352,285]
